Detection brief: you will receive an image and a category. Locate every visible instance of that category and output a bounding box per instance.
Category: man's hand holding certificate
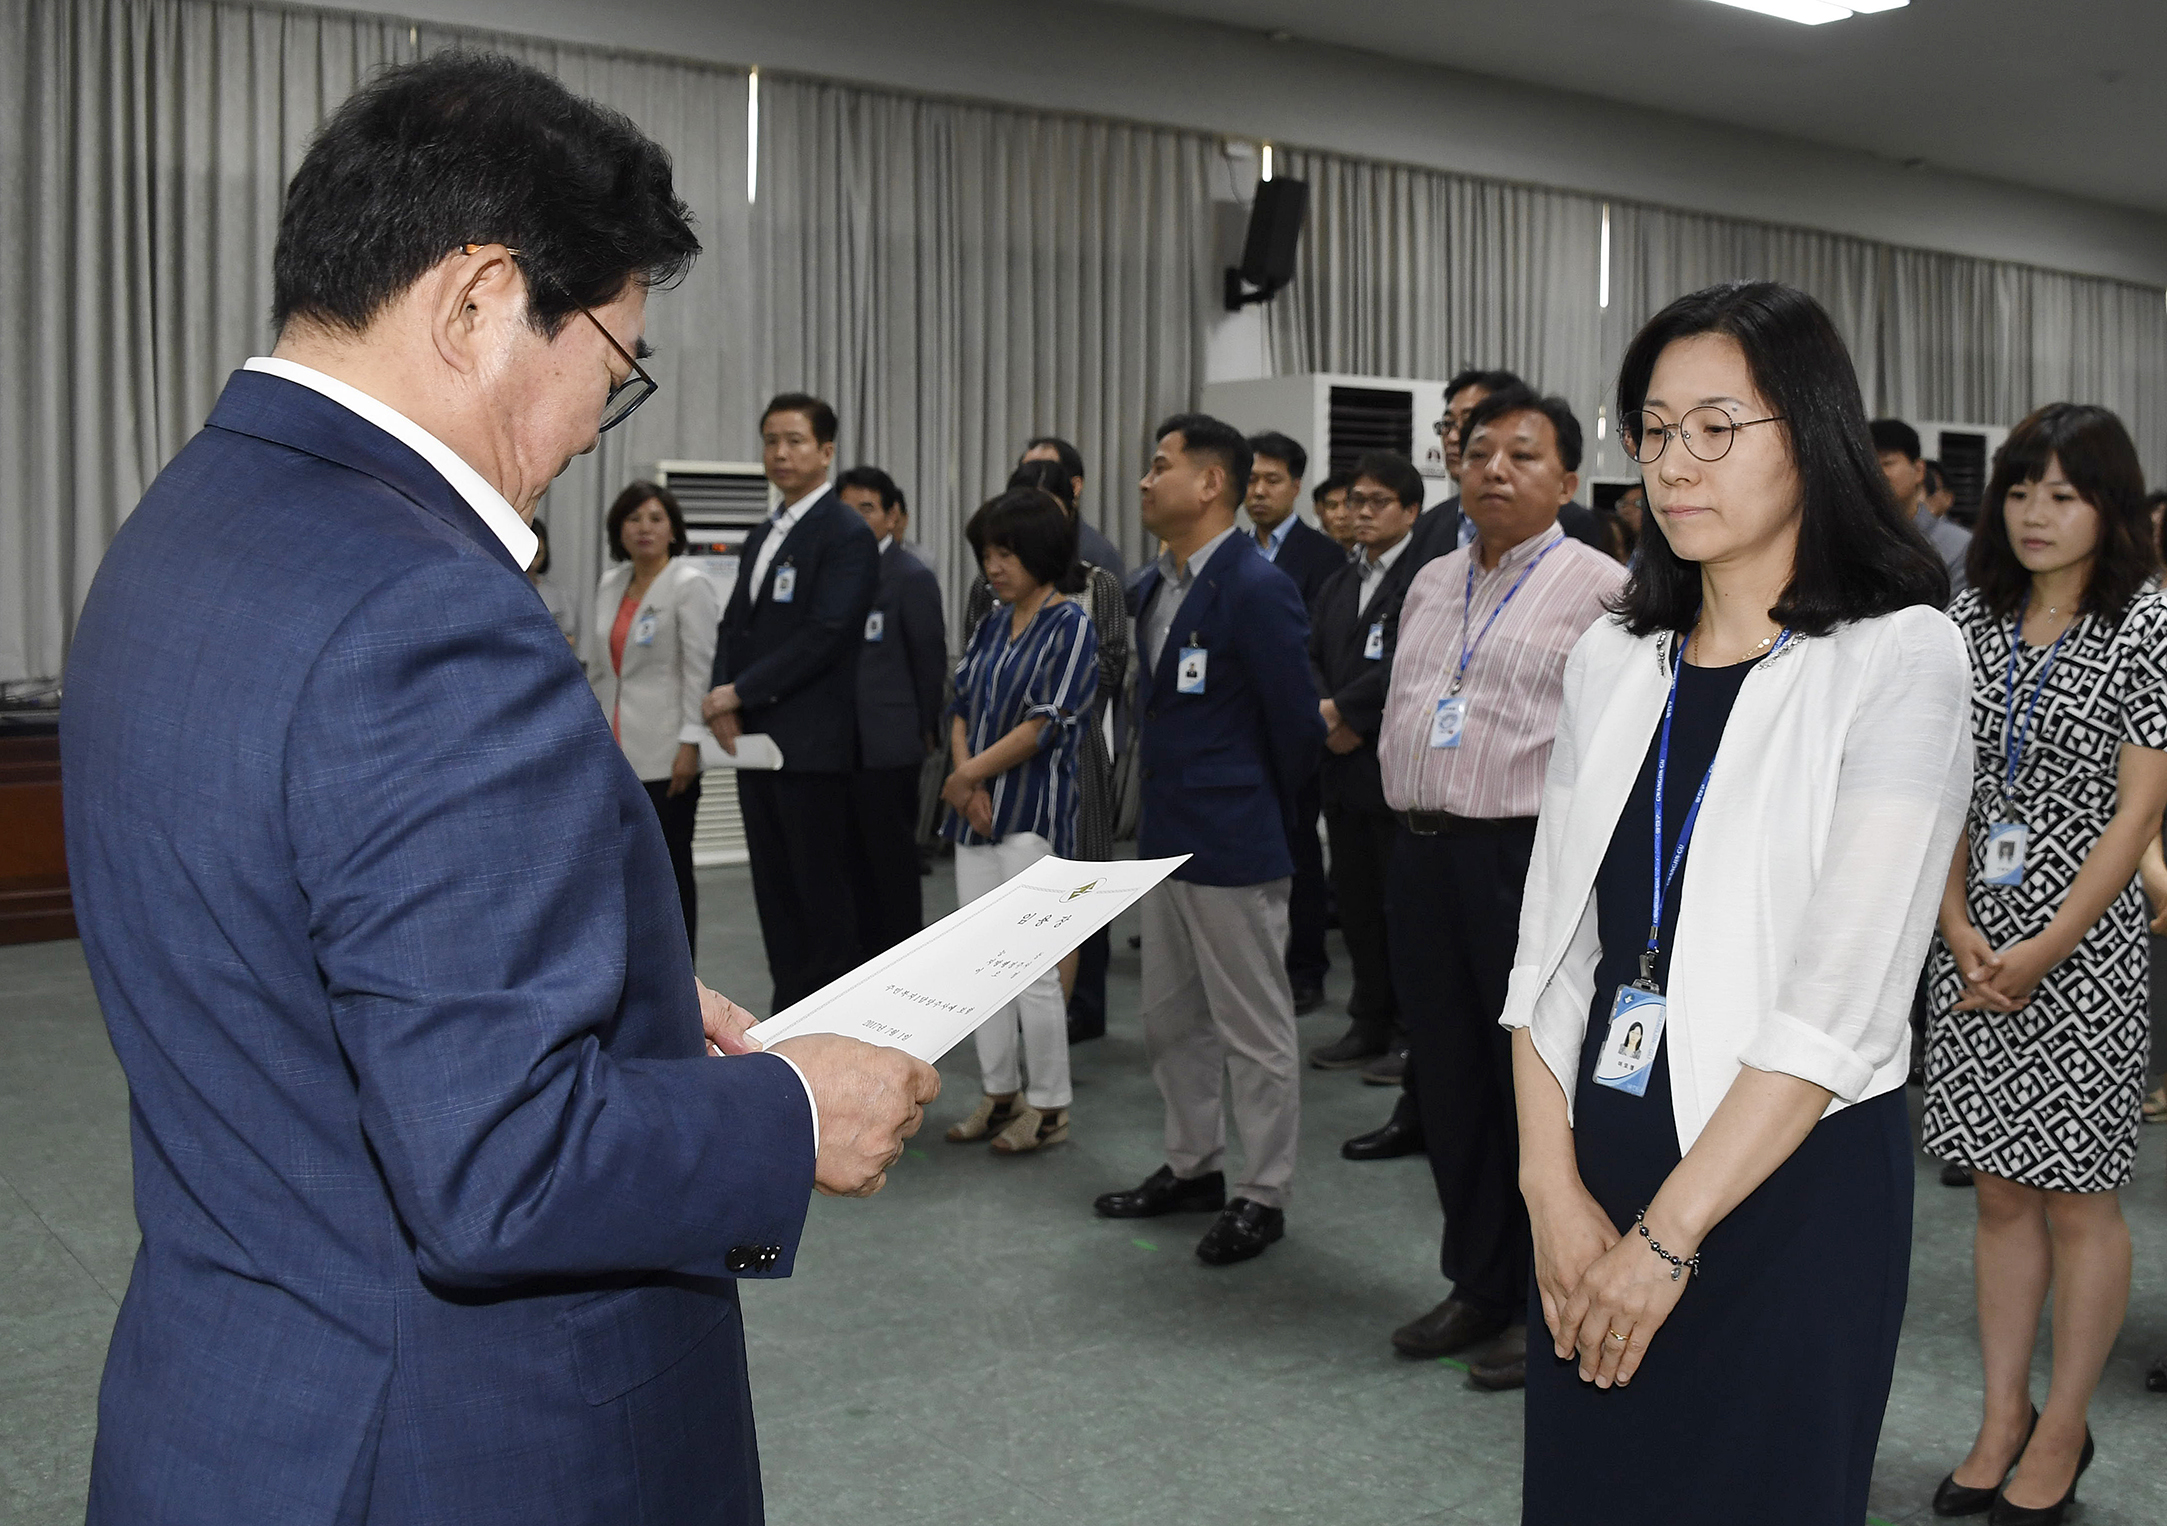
[750,855,1189,1063]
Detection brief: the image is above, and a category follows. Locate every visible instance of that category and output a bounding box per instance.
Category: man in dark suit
[59,55,934,1526]
[1093,414,1325,1266]
[704,393,882,1010]
[1244,430,1343,1014]
[1020,433,1127,583]
[1306,452,1426,1079]
[836,465,947,960]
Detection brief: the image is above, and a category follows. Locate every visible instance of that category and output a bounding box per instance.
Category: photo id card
[1429,695,1467,749]
[1176,647,1208,695]
[631,612,658,647]
[1984,822,2027,887]
[1364,621,1385,661]
[864,610,885,643]
[771,564,797,603]
[1593,985,1668,1097]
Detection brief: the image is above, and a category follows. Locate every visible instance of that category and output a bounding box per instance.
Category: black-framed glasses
[1345,489,1405,512]
[461,243,657,432]
[1626,406,1783,465]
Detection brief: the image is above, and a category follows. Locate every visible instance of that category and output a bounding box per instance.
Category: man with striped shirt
[1375,385,1626,1390]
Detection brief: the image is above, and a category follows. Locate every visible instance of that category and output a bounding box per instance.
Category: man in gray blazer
[839,466,948,959]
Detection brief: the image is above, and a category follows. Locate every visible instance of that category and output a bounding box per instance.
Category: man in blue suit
[61,55,936,1526]
[1092,415,1325,1266]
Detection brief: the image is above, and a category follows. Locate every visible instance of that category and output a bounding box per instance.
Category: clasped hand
[702,685,741,755]
[939,763,995,838]
[1945,922,2057,1014]
[1529,1179,1689,1390]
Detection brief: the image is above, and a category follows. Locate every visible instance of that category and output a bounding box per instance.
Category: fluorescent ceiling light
[1706,0,1910,23]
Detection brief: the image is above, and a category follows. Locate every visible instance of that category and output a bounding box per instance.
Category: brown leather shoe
[1390,1297,1507,1359]
[1466,1325,1527,1390]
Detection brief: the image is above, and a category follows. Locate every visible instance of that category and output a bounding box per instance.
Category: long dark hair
[1612,282,1946,637]
[1967,403,2157,625]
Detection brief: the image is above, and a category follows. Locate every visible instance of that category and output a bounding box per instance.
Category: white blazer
[1500,605,1972,1155]
[587,558,721,782]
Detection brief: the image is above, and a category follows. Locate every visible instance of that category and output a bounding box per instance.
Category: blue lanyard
[1454,535,1561,696]
[1641,630,1790,988]
[2002,617,2074,799]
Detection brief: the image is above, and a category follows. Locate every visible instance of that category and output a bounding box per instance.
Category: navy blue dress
[1522,656,1913,1526]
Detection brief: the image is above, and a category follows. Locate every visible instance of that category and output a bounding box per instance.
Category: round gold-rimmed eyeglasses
[1626,406,1783,465]
[460,243,657,432]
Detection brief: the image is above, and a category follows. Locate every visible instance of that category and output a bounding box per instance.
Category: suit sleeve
[902,566,949,746]
[674,566,721,747]
[729,516,880,711]
[1247,567,1327,796]
[285,560,815,1287]
[1331,592,1398,739]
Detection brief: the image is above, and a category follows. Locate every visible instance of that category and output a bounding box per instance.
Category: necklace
[1688,625,1777,666]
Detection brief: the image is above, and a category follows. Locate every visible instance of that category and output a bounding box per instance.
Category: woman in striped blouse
[940,488,1100,1154]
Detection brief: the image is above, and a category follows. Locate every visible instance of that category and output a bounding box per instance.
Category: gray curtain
[4,0,2163,681]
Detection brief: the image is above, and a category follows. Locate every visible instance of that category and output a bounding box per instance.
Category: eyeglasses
[461,244,657,433]
[1626,406,1783,465]
[1346,490,1407,512]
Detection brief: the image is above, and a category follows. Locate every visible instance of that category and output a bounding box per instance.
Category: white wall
[282,0,2167,288]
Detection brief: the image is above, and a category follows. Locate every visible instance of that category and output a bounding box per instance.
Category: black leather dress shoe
[1309,1024,1389,1070]
[1092,1165,1226,1219]
[1195,1198,1284,1265]
[1341,1113,1426,1160]
[1360,1045,1408,1085]
[1935,1408,2037,1518]
[1942,1160,1976,1187]
[1391,1297,1508,1359]
[1988,1429,2093,1526]
[1466,1325,1527,1391]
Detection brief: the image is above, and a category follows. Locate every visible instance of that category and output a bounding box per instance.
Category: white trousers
[955,833,1073,1109]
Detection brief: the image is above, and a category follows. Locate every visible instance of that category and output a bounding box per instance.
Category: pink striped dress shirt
[1379,524,1628,819]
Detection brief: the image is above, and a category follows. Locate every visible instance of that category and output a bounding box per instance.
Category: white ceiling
[1112,0,2167,216]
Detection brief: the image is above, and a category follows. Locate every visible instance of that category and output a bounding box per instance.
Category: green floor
[4,861,2164,1525]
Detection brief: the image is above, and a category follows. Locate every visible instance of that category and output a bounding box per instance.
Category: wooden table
[0,727,74,943]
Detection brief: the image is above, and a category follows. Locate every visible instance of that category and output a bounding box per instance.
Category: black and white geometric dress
[1923,586,2167,1193]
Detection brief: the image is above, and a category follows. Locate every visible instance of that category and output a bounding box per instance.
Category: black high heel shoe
[1932,1406,2037,1517]
[1987,1428,2094,1526]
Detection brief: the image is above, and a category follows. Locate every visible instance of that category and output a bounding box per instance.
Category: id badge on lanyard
[1363,621,1384,661]
[631,611,658,647]
[1435,540,1559,753]
[1989,618,2073,891]
[771,563,797,603]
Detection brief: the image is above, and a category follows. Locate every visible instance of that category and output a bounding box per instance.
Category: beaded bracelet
[1634,1209,1700,1282]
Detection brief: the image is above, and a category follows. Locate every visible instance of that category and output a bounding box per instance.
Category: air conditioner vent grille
[1327,386,1414,477]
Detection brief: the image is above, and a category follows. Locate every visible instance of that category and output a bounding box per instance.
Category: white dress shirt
[1500,606,1972,1153]
[747,483,828,602]
[1251,516,1294,563]
[1355,531,1412,616]
[243,357,538,570]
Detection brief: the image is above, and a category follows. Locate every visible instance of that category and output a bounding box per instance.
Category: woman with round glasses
[1505,281,1964,1525]
[1921,404,2167,1523]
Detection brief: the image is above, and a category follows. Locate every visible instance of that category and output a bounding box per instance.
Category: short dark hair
[1869,419,1922,462]
[1153,413,1252,507]
[1923,459,1945,496]
[1313,469,1354,505]
[1968,403,2157,625]
[1351,452,1425,509]
[1007,459,1078,512]
[836,465,905,514]
[529,517,552,575]
[1445,367,1525,404]
[273,53,697,338]
[965,488,1077,590]
[605,480,688,562]
[1022,435,1086,483]
[761,392,838,446]
[1613,282,1946,638]
[1247,431,1308,481]
[1462,385,1584,474]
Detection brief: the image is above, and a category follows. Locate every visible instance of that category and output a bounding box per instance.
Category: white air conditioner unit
[1901,421,2009,524]
[1200,374,1458,512]
[654,460,773,870]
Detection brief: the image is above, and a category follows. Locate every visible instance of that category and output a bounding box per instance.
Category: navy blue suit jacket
[63,371,816,1526]
[856,540,948,769]
[1264,516,1347,611]
[713,489,880,774]
[1129,533,1325,886]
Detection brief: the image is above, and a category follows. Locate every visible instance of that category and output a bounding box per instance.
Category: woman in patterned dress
[1923,404,2167,1524]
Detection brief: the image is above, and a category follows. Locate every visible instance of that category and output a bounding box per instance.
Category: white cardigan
[586,558,720,783]
[1500,605,1973,1154]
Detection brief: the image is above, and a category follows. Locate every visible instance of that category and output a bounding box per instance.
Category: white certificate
[747,854,1189,1062]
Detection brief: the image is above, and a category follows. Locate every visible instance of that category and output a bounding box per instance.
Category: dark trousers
[737,770,860,1012]
[641,777,702,960]
[846,764,924,963]
[1285,775,1330,989]
[1323,801,1398,1034]
[1387,822,1535,1320]
[1067,926,1109,1041]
